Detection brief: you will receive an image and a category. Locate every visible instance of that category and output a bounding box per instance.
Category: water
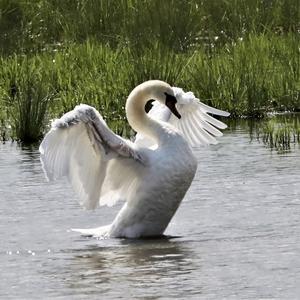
[1,126,300,299]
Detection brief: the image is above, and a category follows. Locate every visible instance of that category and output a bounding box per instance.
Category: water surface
[1,126,300,299]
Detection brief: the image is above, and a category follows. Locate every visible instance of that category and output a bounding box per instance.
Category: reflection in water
[228,114,300,152]
[65,238,200,298]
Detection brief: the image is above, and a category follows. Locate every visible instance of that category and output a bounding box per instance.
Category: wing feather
[197,109,228,130]
[40,104,145,210]
[181,117,196,145]
[184,114,208,145]
[189,113,217,145]
[168,87,229,146]
[198,101,230,117]
[196,115,223,137]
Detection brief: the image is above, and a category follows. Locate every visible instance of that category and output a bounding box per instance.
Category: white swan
[39,80,229,238]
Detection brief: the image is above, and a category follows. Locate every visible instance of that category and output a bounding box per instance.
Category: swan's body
[109,128,196,237]
[40,80,229,238]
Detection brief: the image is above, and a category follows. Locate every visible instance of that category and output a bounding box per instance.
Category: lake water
[0,125,300,299]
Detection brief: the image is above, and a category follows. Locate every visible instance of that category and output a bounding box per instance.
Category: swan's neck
[126,86,161,140]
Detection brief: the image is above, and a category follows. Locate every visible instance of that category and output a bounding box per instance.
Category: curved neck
[125,85,161,140]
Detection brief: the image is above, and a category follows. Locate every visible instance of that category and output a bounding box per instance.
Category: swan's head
[144,80,181,119]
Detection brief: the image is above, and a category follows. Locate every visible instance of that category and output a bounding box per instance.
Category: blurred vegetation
[0,0,299,142]
[261,117,300,152]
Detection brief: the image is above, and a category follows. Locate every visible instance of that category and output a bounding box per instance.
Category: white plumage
[39,80,229,238]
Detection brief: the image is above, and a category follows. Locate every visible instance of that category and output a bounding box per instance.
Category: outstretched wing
[170,87,230,146]
[135,87,229,147]
[39,104,145,210]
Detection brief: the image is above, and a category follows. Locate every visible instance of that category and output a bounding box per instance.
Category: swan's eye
[164,93,181,119]
[145,99,155,113]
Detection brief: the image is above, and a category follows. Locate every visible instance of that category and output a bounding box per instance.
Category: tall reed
[188,33,300,117]
[260,116,300,151]
[1,0,298,55]
[0,55,55,142]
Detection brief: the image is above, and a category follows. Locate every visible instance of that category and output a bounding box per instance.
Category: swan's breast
[143,131,197,203]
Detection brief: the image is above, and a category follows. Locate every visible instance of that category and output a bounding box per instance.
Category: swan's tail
[71,224,111,238]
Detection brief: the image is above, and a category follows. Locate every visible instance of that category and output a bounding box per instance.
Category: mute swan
[39,80,229,238]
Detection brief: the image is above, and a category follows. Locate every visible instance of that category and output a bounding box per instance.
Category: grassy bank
[0,0,299,142]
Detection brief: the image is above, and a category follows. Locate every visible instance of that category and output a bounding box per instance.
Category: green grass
[187,33,300,117]
[1,0,298,55]
[0,55,55,142]
[0,0,299,142]
[256,115,300,152]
